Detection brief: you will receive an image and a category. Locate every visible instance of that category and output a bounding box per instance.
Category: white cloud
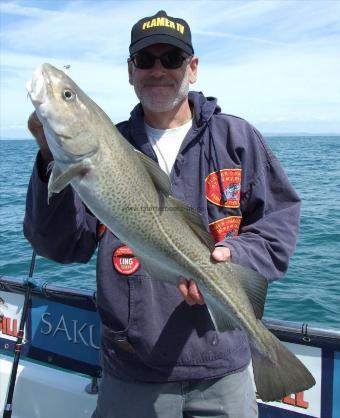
[0,1,54,17]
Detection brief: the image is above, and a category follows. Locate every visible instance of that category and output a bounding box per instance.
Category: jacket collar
[128,91,220,159]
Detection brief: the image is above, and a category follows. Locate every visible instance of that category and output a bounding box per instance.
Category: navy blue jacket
[24,91,301,382]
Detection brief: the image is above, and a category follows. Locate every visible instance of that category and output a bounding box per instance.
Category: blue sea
[0,137,339,329]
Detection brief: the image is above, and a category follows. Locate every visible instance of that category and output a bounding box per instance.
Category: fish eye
[63,89,75,101]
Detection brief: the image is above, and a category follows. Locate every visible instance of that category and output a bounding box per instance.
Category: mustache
[143,77,175,87]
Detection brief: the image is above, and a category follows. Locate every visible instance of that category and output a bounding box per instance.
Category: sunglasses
[129,50,191,70]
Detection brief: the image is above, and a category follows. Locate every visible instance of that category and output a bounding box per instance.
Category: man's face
[128,44,198,113]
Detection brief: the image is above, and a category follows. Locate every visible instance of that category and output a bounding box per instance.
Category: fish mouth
[26,65,47,105]
[26,63,59,107]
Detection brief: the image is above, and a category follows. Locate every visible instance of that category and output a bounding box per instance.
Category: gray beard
[135,67,190,113]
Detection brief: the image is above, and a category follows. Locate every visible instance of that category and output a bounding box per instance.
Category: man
[24,10,301,418]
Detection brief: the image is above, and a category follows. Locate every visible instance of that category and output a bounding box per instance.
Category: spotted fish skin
[26,63,315,402]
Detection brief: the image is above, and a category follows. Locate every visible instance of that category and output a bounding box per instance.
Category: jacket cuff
[214,239,239,264]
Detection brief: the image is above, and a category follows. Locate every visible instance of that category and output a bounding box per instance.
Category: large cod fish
[26,63,315,401]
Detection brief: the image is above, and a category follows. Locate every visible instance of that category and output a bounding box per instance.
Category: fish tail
[250,321,316,402]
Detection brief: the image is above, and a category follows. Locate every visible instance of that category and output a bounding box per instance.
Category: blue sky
[1,0,340,138]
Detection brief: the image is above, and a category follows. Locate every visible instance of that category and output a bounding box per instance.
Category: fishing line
[3,250,37,418]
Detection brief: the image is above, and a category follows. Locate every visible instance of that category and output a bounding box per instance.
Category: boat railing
[1,275,340,377]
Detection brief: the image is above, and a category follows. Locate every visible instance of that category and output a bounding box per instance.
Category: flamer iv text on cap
[129,10,194,56]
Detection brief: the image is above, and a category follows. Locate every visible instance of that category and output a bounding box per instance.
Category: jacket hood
[188,91,221,127]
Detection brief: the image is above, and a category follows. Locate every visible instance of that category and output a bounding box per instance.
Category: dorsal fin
[134,148,171,196]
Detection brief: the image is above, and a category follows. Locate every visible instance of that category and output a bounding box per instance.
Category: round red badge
[112,245,140,275]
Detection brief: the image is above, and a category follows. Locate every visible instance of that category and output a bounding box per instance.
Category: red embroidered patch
[209,216,242,243]
[205,169,241,208]
[112,245,140,275]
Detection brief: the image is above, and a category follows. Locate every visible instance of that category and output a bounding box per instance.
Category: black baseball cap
[129,10,194,56]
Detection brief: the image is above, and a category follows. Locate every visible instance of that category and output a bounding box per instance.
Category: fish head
[27,63,99,163]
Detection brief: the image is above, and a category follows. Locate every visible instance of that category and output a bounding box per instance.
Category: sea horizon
[1,133,340,142]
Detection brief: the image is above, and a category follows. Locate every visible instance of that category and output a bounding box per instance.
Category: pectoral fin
[47,162,89,203]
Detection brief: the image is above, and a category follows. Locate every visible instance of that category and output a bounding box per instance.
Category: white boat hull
[1,356,97,418]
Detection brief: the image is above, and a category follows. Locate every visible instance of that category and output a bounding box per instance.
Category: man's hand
[28,112,53,162]
[178,246,231,305]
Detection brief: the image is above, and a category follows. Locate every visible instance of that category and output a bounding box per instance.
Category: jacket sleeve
[23,152,98,264]
[217,127,301,282]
